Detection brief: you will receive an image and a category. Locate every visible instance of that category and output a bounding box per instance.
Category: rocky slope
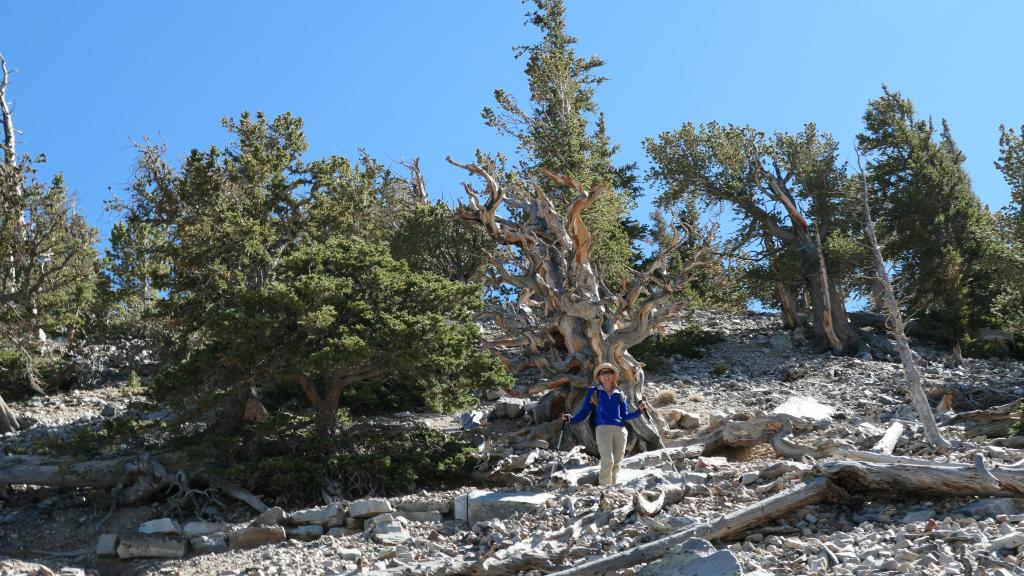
[3,311,1024,576]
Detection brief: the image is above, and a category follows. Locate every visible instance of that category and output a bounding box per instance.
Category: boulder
[327,526,361,538]
[228,526,286,549]
[190,534,228,554]
[677,412,700,430]
[991,532,1024,551]
[482,388,505,401]
[115,535,186,559]
[460,411,487,430]
[372,521,410,545]
[96,533,119,558]
[489,397,527,420]
[349,497,393,518]
[255,506,288,526]
[637,537,741,576]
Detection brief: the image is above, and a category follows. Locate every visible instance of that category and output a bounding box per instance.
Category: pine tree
[482,0,639,281]
[645,122,864,354]
[858,87,1000,359]
[1,56,98,433]
[125,112,509,436]
[993,124,1024,336]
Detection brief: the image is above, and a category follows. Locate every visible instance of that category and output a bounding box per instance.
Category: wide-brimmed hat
[593,362,620,381]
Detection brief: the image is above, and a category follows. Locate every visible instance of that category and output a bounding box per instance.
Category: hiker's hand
[639,401,648,413]
[562,413,571,424]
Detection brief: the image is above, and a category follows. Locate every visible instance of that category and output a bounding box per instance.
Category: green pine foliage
[993,125,1024,337]
[389,201,493,283]
[123,112,509,436]
[483,0,639,282]
[858,87,1002,347]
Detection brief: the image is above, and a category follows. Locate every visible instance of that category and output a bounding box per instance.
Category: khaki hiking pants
[596,424,628,486]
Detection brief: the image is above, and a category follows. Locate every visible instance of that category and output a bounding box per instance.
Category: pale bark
[449,157,713,455]
[858,160,950,450]
[869,422,905,455]
[0,393,19,434]
[0,57,23,434]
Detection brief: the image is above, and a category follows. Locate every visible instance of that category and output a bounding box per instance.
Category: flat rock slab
[96,533,118,558]
[229,526,286,549]
[138,517,181,535]
[372,522,410,545]
[349,497,393,518]
[182,521,228,538]
[396,500,452,514]
[957,497,1019,519]
[116,535,186,559]
[290,502,345,526]
[637,537,741,576]
[773,396,835,421]
[398,510,442,523]
[459,490,554,523]
[489,397,527,420]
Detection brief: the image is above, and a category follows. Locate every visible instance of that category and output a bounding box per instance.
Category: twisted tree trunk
[0,393,18,434]
[450,159,712,455]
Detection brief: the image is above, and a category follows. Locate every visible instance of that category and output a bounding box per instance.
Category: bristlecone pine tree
[645,123,865,355]
[1,55,97,433]
[993,125,1024,337]
[449,156,713,454]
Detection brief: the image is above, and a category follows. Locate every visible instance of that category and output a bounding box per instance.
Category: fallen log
[0,454,134,488]
[941,399,1020,438]
[769,427,966,468]
[546,477,837,576]
[666,413,813,454]
[817,460,1024,497]
[870,422,905,455]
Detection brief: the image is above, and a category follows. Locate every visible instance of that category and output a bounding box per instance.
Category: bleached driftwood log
[870,422,905,455]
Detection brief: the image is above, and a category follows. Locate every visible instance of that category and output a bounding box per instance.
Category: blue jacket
[570,386,642,427]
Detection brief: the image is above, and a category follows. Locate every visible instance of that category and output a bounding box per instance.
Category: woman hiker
[562,362,648,486]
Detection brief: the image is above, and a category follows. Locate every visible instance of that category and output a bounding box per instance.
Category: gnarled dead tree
[448,157,714,455]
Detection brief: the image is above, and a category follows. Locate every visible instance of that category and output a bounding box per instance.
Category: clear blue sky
[5,1,1023,245]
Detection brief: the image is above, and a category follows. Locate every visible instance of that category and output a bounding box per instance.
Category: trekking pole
[546,421,567,489]
[636,392,678,472]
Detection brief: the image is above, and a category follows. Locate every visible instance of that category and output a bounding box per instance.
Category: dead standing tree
[448,157,713,455]
[858,158,951,450]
